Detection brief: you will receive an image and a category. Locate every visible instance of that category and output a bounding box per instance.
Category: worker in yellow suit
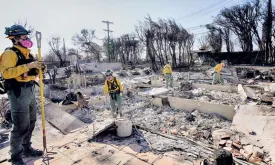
[104,69,123,117]
[163,61,173,88]
[0,25,45,165]
[212,60,226,85]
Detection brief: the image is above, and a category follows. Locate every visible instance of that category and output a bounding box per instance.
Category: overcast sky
[0,0,250,55]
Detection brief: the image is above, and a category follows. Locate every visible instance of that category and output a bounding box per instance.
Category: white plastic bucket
[115,119,132,137]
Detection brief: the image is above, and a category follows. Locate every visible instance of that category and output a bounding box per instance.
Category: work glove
[27,61,45,70]
[120,92,123,96]
[41,63,47,74]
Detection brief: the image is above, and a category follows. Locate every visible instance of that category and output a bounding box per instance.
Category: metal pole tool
[35,31,56,165]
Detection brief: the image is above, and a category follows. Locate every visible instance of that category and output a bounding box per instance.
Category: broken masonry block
[249,156,263,164]
[170,129,178,135]
[232,152,243,159]
[226,140,233,147]
[232,142,243,150]
[252,147,264,159]
[223,147,233,153]
[221,134,231,140]
[219,140,227,147]
[240,149,252,160]
[243,145,254,156]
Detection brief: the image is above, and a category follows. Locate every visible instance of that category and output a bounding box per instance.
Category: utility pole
[102,21,113,62]
[265,0,272,63]
[63,38,67,61]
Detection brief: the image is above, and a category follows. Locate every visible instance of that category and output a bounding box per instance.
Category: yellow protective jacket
[0,45,35,82]
[104,77,123,94]
[214,63,223,73]
[163,64,172,74]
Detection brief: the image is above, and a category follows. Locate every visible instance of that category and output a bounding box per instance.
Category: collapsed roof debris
[1,63,275,164]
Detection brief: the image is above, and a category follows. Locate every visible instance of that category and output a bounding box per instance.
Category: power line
[176,0,225,20]
[176,0,231,21]
[183,0,234,23]
[107,0,232,31]
[105,0,238,32]
[113,24,135,28]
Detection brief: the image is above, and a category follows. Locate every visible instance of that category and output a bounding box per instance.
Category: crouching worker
[163,61,173,88]
[104,70,123,118]
[212,60,226,85]
[0,25,45,165]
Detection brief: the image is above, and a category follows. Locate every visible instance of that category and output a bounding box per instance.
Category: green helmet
[105,69,113,76]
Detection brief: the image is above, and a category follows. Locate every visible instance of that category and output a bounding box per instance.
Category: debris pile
[175,88,240,105]
[236,67,275,81]
[213,129,268,164]
[127,106,231,144]
[67,106,95,123]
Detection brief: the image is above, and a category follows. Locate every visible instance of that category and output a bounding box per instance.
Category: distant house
[194,49,264,65]
[67,54,78,65]
[193,50,215,66]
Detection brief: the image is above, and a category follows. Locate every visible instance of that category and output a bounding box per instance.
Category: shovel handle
[36,31,42,48]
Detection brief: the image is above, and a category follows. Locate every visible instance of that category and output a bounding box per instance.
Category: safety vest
[107,77,120,93]
[0,47,37,95]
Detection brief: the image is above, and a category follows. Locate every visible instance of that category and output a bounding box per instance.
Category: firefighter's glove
[27,61,44,70]
[41,63,47,74]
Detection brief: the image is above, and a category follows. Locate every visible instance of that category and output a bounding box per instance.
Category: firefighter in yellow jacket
[212,60,226,85]
[0,25,45,165]
[104,70,123,117]
[163,61,173,88]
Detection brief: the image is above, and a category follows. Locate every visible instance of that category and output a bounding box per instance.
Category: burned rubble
[2,64,275,165]
[126,105,231,146]
[174,88,241,105]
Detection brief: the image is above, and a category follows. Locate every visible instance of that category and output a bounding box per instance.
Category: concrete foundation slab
[152,97,235,120]
[238,84,247,101]
[138,88,170,96]
[45,103,86,134]
[243,87,257,100]
[232,105,275,163]
[87,118,115,140]
[192,83,237,93]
